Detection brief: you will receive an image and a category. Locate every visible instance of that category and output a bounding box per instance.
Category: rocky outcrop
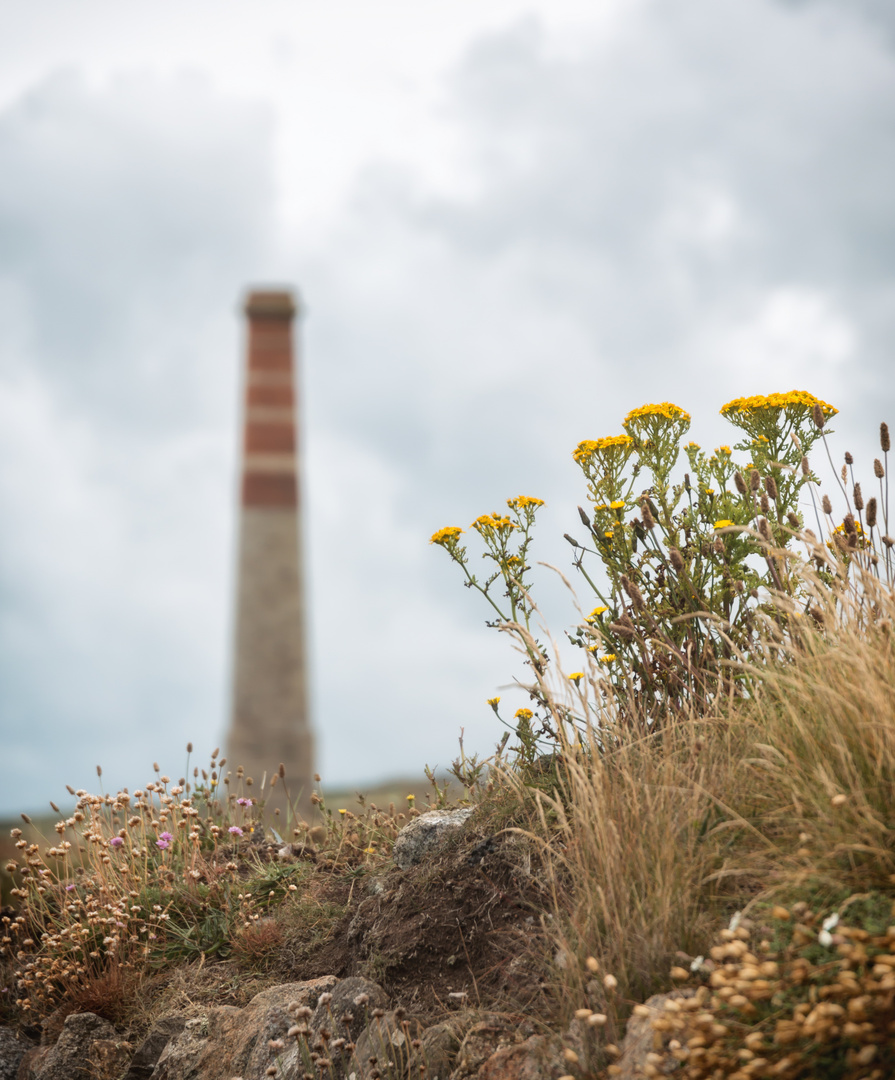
[392,809,474,869]
[24,1012,117,1080]
[151,976,338,1080]
[0,1027,27,1080]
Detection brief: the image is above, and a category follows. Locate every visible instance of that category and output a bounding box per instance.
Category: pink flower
[109,837,124,848]
[228,826,244,837]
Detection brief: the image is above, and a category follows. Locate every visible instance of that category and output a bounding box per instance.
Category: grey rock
[32,1012,116,1080]
[349,1010,423,1080]
[392,809,475,869]
[0,1028,28,1080]
[150,977,338,1080]
[123,1017,188,1080]
[277,976,388,1078]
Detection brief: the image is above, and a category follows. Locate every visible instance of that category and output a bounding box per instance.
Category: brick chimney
[227,289,314,821]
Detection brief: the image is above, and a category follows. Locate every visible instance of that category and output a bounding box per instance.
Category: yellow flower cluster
[515,708,533,721]
[471,513,515,532]
[430,526,463,545]
[713,520,735,529]
[720,391,838,418]
[623,402,691,426]
[507,495,544,509]
[598,654,617,663]
[586,606,609,622]
[567,672,584,682]
[572,434,633,463]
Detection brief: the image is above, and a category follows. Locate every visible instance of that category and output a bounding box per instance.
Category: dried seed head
[640,501,656,530]
[758,518,772,542]
[764,475,778,499]
[845,451,854,465]
[822,494,833,515]
[800,455,810,477]
[669,548,685,573]
[812,403,825,429]
[867,498,877,529]
[713,536,724,554]
[787,512,800,528]
[853,483,864,511]
[620,575,645,612]
[734,471,747,494]
[750,469,761,492]
[881,422,891,453]
[841,464,848,484]
[875,458,885,479]
[884,535,894,549]
[760,494,770,514]
[844,513,857,536]
[278,763,286,779]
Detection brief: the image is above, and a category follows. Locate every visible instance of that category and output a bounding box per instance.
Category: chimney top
[244,290,297,319]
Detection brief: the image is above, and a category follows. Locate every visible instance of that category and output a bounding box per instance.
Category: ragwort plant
[432,392,893,747]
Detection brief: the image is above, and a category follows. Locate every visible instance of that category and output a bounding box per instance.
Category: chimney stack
[227,289,314,819]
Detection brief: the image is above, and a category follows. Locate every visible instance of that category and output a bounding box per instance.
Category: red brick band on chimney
[242,293,299,509]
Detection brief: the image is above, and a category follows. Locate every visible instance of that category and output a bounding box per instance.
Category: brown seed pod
[734,471,747,494]
[750,469,761,491]
[758,518,772,542]
[867,498,877,529]
[843,513,857,536]
[853,483,864,511]
[801,456,810,476]
[875,458,885,479]
[881,422,891,453]
[669,548,685,573]
[787,512,800,528]
[822,494,832,515]
[812,403,825,429]
[640,501,656,530]
[760,494,770,514]
[764,475,778,499]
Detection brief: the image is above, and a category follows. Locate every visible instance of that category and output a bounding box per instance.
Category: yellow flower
[704,488,715,495]
[598,654,617,664]
[720,391,837,418]
[609,500,625,510]
[572,435,633,463]
[406,794,415,802]
[363,846,376,855]
[586,644,600,653]
[507,495,545,509]
[568,672,584,682]
[588,606,608,619]
[487,696,501,707]
[515,708,533,721]
[430,526,464,545]
[713,520,735,529]
[623,402,691,426]
[604,531,614,539]
[685,441,701,450]
[472,513,515,532]
[338,808,347,815]
[717,445,732,455]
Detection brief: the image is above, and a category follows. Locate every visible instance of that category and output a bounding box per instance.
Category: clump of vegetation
[430,392,895,1076]
[3,390,894,1080]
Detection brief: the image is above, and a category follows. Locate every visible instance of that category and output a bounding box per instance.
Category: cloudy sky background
[1,0,893,814]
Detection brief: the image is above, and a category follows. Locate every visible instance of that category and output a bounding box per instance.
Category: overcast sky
[1,0,893,814]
